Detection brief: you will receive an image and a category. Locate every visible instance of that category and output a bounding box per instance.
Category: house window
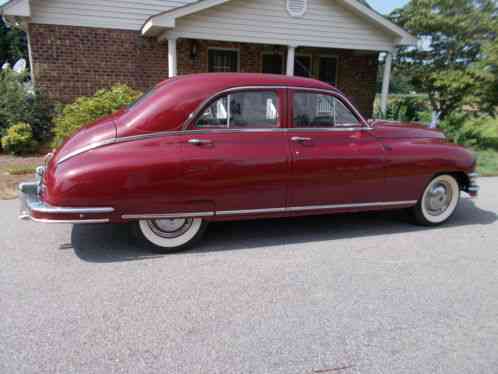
[319,56,338,85]
[208,49,239,72]
[294,55,312,77]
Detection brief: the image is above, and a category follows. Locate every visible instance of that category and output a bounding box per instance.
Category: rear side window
[293,92,360,128]
[196,91,279,129]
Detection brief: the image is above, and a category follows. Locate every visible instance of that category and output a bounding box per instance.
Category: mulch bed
[0,154,44,200]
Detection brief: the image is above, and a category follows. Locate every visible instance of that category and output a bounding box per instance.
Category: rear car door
[179,88,289,215]
[287,89,386,208]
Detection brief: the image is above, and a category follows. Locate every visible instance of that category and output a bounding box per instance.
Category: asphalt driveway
[1,178,497,374]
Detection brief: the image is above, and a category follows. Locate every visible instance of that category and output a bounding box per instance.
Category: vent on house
[287,0,307,17]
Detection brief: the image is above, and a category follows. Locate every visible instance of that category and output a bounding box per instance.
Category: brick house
[1,0,415,117]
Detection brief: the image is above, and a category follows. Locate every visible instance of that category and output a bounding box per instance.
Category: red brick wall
[28,24,378,116]
[178,39,378,117]
[29,24,168,102]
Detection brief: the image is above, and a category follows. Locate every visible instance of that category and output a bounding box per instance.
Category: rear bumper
[19,181,114,224]
[464,172,480,197]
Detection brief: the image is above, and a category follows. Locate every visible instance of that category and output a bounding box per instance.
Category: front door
[180,88,289,214]
[287,89,385,208]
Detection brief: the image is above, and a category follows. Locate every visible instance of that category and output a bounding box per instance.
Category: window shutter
[287,0,307,17]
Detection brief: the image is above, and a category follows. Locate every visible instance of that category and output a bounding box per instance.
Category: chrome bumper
[18,181,114,224]
[465,172,480,196]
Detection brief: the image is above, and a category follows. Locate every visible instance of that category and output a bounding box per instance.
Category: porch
[141,0,413,118]
[168,38,380,118]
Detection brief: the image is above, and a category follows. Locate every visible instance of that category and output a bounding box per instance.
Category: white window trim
[318,54,339,86]
[260,52,285,75]
[207,47,240,73]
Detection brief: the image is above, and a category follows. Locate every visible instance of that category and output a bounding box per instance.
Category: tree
[390,0,498,119]
[0,17,28,66]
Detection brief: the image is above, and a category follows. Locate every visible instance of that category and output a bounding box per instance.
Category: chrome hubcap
[425,181,452,216]
[147,218,193,238]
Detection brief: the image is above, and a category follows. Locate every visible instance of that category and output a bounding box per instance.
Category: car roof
[117,73,341,137]
[156,73,337,92]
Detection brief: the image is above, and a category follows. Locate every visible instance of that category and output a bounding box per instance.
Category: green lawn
[476,148,498,176]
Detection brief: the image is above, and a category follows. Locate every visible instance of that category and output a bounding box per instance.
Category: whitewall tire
[413,174,460,226]
[135,218,207,253]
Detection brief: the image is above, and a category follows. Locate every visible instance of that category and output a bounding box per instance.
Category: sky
[0,0,409,14]
[368,0,409,14]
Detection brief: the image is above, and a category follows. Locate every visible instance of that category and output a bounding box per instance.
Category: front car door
[179,88,289,216]
[287,89,386,210]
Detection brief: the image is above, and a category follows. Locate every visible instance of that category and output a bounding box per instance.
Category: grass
[476,148,498,176]
[5,164,37,175]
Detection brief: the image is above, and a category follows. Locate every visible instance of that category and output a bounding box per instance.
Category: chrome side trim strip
[32,205,115,215]
[122,212,215,220]
[124,201,418,220]
[216,207,287,216]
[28,217,110,224]
[57,138,116,165]
[286,200,418,212]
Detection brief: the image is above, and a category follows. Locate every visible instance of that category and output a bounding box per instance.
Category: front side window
[293,92,360,128]
[196,91,279,129]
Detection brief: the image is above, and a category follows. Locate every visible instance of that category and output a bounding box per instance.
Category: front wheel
[412,174,460,226]
[134,218,208,253]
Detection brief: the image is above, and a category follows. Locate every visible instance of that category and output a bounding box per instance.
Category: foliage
[52,85,142,147]
[0,17,27,66]
[0,68,54,143]
[439,113,498,149]
[374,95,431,122]
[476,148,498,176]
[390,0,498,119]
[6,164,37,175]
[1,122,38,155]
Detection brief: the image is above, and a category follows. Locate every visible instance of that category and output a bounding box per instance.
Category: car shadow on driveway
[71,198,497,263]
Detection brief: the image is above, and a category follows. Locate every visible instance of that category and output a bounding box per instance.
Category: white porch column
[168,38,178,78]
[286,45,296,76]
[380,51,393,114]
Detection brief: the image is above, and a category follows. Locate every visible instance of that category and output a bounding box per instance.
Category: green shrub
[1,122,38,155]
[440,113,498,149]
[374,95,431,122]
[0,68,53,144]
[52,84,142,147]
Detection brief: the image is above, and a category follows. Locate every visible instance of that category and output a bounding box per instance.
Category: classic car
[19,73,479,253]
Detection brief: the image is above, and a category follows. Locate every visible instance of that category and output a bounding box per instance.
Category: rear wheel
[412,174,460,226]
[135,217,207,253]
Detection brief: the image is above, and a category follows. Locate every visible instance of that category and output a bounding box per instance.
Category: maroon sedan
[19,73,479,253]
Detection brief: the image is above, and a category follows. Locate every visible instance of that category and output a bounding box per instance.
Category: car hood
[370,120,446,139]
[52,111,121,165]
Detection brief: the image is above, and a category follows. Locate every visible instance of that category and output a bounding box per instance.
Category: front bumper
[464,172,480,197]
[18,181,114,224]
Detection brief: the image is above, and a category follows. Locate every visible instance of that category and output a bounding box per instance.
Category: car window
[293,92,360,128]
[196,91,279,129]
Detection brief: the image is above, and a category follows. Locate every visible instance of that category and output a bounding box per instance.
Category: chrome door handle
[188,139,212,146]
[291,136,312,143]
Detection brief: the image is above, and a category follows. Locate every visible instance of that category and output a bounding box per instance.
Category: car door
[179,88,289,215]
[287,89,386,209]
